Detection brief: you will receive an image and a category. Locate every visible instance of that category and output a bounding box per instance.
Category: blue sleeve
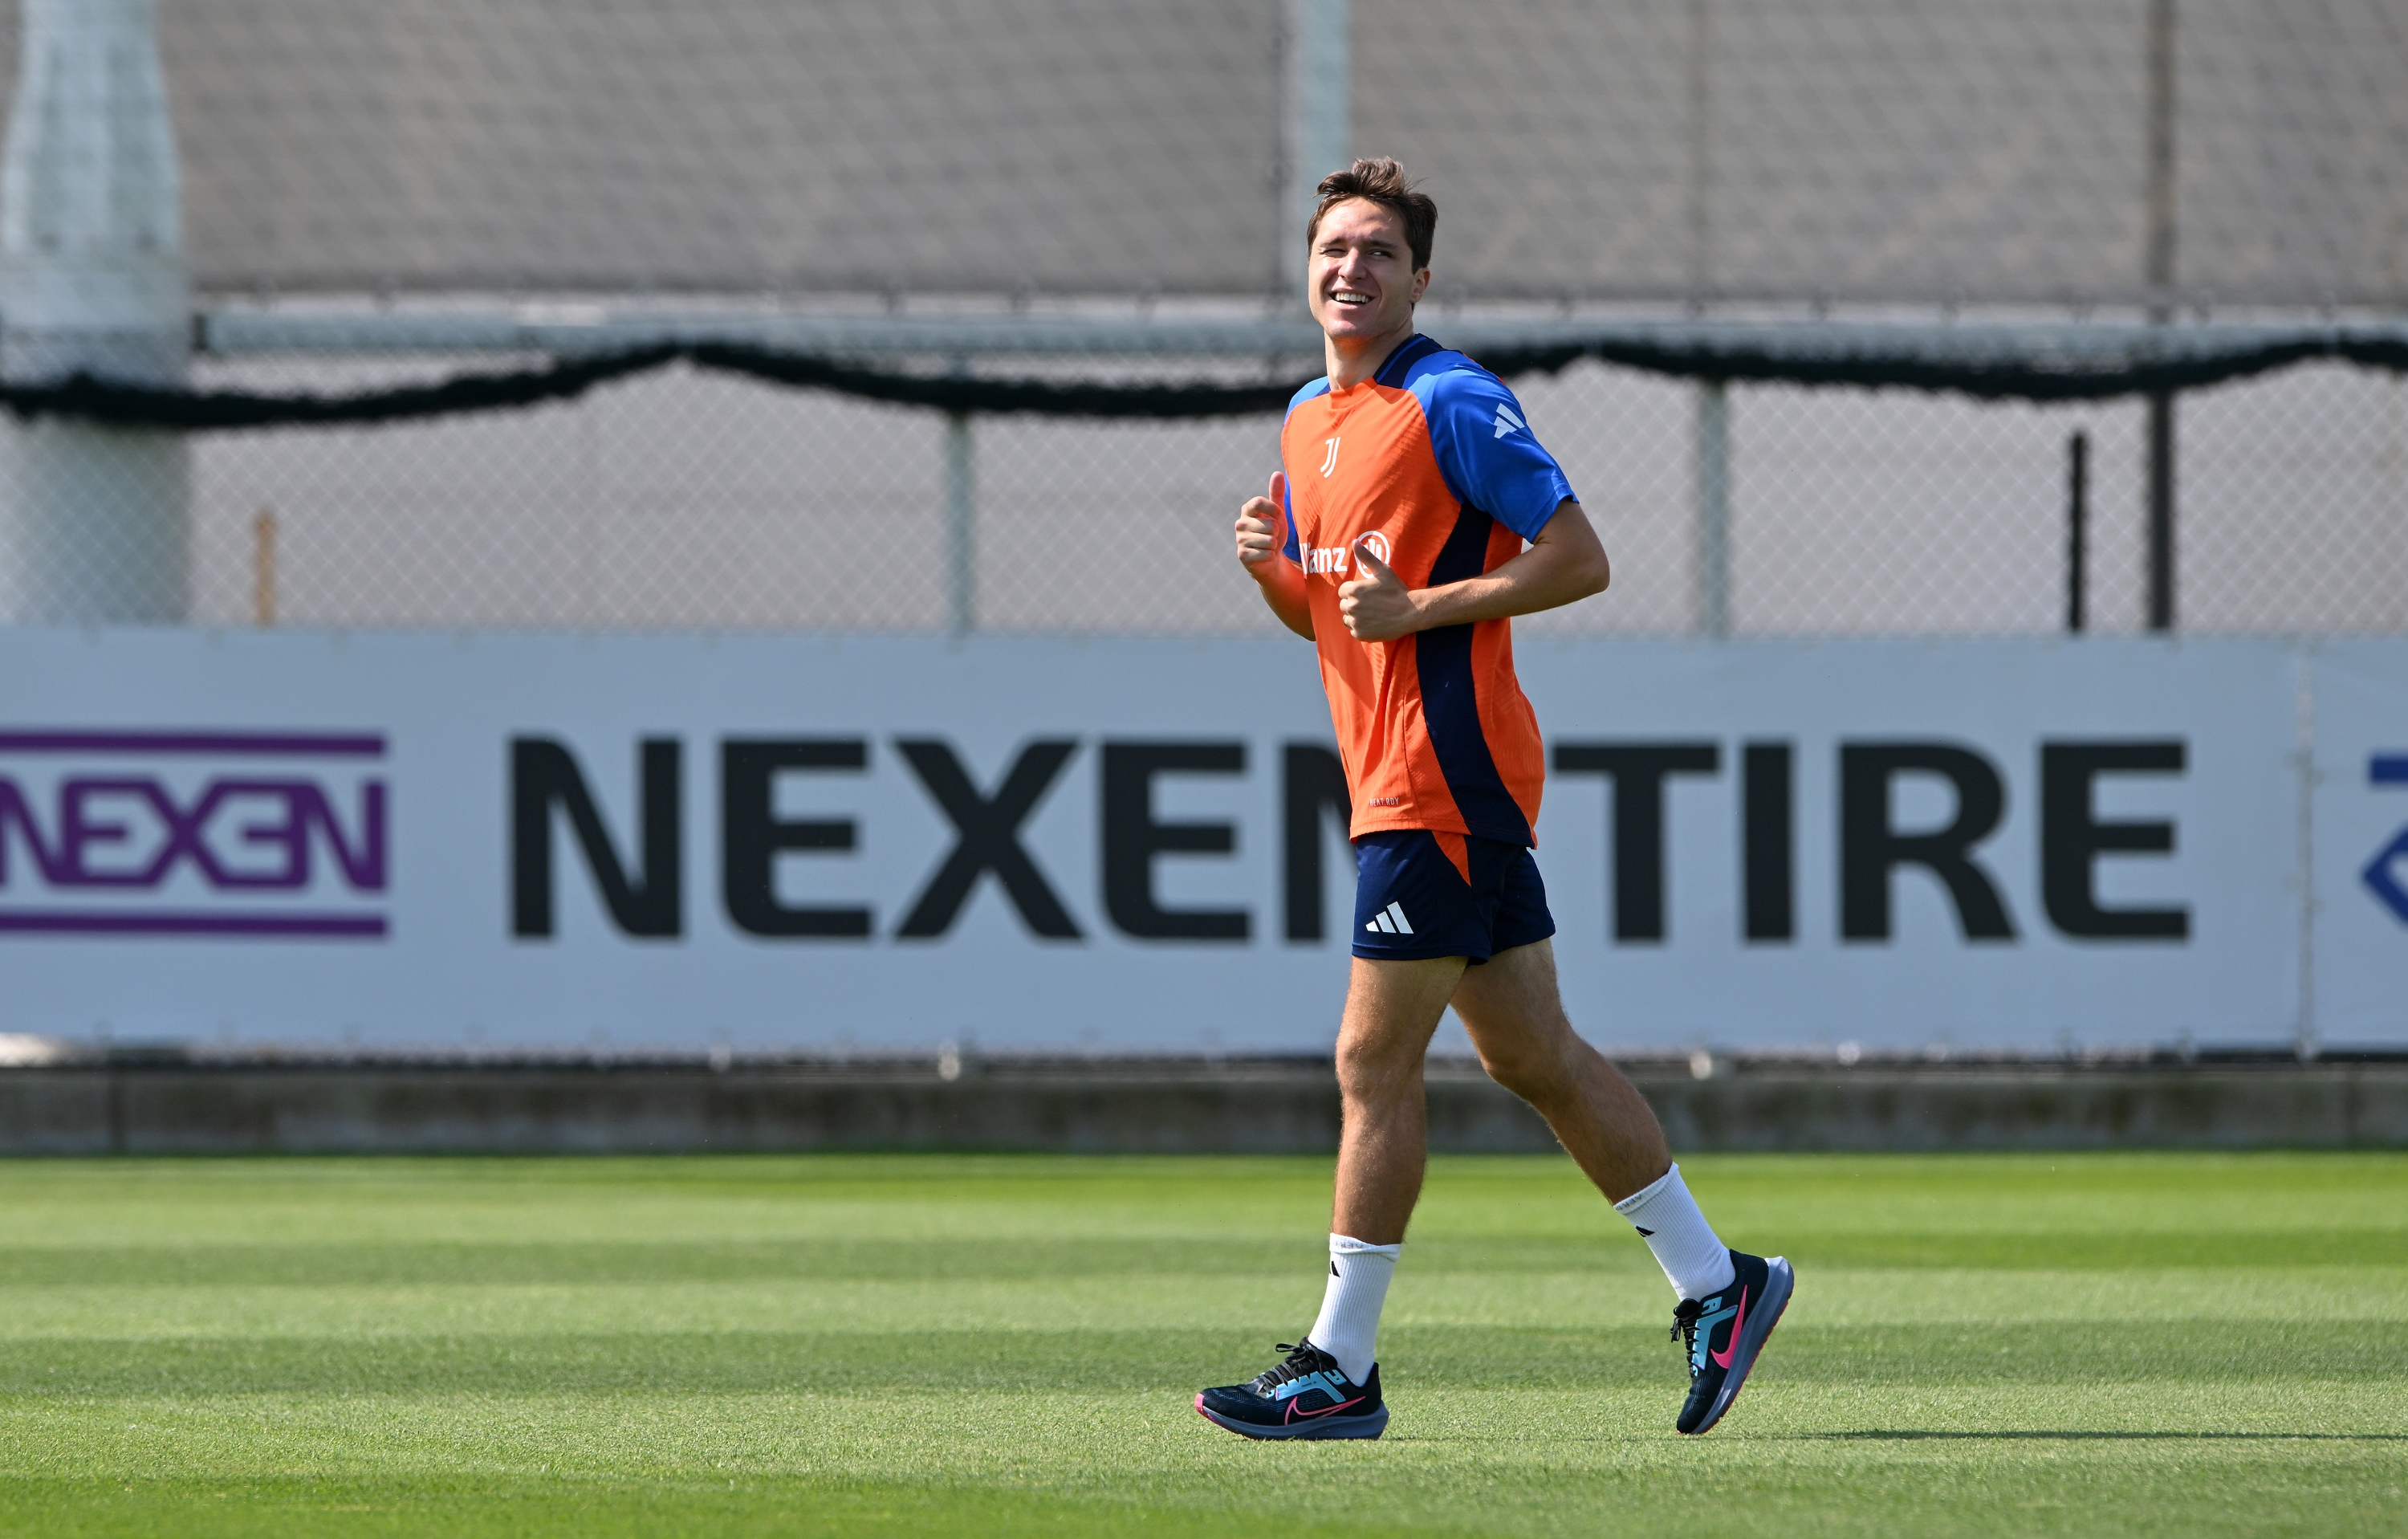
[1418,368,1577,542]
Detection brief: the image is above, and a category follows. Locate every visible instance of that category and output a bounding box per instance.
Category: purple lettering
[306,780,387,890]
[0,773,387,894]
[0,778,72,886]
[60,780,160,888]
[194,780,387,892]
[130,779,214,888]
[209,784,310,889]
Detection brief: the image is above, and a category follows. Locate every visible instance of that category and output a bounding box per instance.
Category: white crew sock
[1613,1163,1738,1301]
[1308,1234,1400,1383]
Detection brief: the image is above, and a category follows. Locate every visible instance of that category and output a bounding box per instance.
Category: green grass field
[0,1151,2401,1537]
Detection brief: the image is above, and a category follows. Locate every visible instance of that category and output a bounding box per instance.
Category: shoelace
[1670,1300,1705,1380]
[1248,1342,1331,1396]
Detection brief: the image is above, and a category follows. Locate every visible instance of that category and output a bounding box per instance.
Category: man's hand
[1236,471,1314,640]
[1235,472,1286,572]
[1339,540,1421,641]
[1332,501,1611,645]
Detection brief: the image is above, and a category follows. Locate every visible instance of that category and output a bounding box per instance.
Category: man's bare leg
[1451,935,1793,1436]
[1446,938,1669,1202]
[1247,953,1466,1404]
[1329,954,1466,1244]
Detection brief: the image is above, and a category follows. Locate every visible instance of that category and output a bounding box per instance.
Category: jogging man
[1195,159,1792,1441]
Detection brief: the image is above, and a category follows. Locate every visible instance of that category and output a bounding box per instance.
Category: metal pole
[2146,394,2175,630]
[2065,430,2087,633]
[1281,0,1349,282]
[944,411,974,637]
[1684,0,1713,303]
[2143,0,2178,633]
[0,0,191,624]
[1696,378,1731,637]
[252,507,277,627]
[2144,0,2178,306]
[1686,0,1728,641]
[2292,654,2316,1061]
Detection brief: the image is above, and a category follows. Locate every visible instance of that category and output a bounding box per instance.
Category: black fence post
[2065,430,2088,634]
[2146,390,2176,631]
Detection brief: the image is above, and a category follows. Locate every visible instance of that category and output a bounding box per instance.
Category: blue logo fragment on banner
[2364,754,2408,925]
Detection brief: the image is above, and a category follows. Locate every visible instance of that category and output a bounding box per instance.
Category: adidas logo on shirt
[1365,902,1414,935]
[1493,404,1527,438]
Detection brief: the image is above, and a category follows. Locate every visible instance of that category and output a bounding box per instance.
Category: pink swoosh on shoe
[1709,1285,1750,1369]
[1288,1396,1365,1421]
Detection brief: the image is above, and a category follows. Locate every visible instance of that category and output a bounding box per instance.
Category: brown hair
[1306,157,1437,271]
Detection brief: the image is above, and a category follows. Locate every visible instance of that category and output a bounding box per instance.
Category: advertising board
[1,629,2397,1053]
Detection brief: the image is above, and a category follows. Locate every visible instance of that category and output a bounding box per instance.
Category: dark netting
[8,332,2406,431]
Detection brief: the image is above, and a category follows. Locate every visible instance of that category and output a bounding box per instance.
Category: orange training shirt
[1279,334,1578,847]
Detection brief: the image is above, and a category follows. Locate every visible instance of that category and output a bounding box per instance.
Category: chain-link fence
[1,2,2404,640]
[121,332,2397,638]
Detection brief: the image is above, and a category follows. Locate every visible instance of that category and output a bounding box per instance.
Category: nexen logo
[514,732,2200,951]
[0,730,388,938]
[513,735,1365,946]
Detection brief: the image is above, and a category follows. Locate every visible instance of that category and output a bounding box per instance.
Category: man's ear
[1409,267,1432,305]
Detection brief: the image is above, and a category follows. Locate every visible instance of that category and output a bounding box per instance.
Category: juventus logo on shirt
[1320,437,1341,476]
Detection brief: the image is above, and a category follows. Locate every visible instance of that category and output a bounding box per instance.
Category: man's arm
[1235,470,1316,640]
[1337,499,1607,643]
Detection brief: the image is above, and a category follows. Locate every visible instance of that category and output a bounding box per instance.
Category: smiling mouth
[1326,289,1375,310]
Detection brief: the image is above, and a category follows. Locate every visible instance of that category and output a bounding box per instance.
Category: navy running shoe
[1671,1250,1794,1435]
[1195,1340,1389,1440]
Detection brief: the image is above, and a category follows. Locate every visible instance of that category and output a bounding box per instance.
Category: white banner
[2310,641,2408,1043]
[0,629,2398,1054]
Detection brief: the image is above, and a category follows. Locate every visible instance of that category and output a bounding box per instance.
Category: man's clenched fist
[1339,539,1419,641]
[1235,472,1286,572]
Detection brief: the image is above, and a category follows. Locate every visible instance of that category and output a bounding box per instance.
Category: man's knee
[1332,955,1462,1103]
[1474,1036,1570,1103]
[1334,1027,1426,1103]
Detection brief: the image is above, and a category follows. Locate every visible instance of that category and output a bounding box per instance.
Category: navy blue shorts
[1352,829,1556,964]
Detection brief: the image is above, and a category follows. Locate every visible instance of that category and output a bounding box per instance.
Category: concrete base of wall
[2,1054,2402,1155]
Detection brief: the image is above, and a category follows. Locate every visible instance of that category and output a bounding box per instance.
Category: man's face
[1308,198,1429,344]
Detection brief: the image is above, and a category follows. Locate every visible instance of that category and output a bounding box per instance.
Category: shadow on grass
[1387,1429,2408,1447]
[7,1321,2404,1399]
[1808,1430,2408,1442]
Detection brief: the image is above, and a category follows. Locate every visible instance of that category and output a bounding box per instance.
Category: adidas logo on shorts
[1365,902,1414,934]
